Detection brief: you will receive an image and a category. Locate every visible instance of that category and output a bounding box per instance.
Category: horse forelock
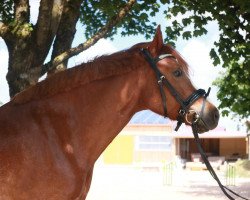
[132,43,190,75]
[163,45,189,75]
[11,48,141,105]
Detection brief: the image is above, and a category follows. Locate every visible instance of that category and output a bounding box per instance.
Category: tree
[163,0,250,119]
[0,0,249,120]
[0,0,162,97]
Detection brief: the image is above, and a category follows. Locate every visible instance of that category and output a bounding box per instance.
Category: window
[136,135,172,151]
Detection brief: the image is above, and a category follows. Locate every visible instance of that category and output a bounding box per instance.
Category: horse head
[139,25,219,133]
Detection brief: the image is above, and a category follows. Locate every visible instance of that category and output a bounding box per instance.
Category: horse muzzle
[186,106,220,133]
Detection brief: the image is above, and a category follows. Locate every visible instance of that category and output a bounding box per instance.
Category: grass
[234,159,250,178]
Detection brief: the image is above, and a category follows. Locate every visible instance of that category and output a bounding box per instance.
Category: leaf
[210,48,221,66]
[182,18,192,26]
[182,31,192,40]
[160,0,170,4]
[221,110,229,117]
[193,27,207,37]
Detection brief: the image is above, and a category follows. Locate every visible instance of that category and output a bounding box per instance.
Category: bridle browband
[141,48,249,200]
[141,48,209,131]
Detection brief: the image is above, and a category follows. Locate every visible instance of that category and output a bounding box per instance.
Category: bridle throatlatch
[141,48,250,200]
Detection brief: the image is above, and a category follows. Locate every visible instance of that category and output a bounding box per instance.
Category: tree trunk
[4,0,67,98]
[6,39,39,97]
[48,0,82,75]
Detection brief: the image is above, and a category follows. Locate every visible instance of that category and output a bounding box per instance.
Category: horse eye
[173,69,182,77]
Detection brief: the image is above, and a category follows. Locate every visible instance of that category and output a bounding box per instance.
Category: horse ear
[148,25,163,56]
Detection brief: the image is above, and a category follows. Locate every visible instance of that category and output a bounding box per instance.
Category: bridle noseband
[141,48,210,131]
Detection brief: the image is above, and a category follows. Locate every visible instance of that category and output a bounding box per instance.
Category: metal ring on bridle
[185,110,200,125]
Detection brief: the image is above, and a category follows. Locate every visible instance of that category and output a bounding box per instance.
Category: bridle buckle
[179,109,186,116]
[157,75,165,84]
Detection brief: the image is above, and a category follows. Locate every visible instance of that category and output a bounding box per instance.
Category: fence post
[163,161,174,185]
[226,164,236,186]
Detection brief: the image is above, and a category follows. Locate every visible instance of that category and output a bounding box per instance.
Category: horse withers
[0,26,219,200]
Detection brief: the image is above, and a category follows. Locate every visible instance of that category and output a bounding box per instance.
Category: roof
[169,125,247,138]
[127,110,247,139]
[129,110,169,125]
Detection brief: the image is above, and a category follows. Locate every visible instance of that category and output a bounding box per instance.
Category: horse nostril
[213,109,220,123]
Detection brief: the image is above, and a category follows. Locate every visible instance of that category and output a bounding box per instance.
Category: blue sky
[0,0,240,130]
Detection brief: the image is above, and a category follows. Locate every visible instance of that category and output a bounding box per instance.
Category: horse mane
[11,48,140,105]
[11,43,189,105]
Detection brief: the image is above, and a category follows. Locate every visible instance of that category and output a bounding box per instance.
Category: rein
[141,48,249,200]
[192,123,249,200]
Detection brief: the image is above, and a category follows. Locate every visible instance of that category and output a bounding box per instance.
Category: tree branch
[0,21,9,38]
[34,0,64,64]
[48,0,83,75]
[14,0,30,23]
[40,0,136,76]
[0,1,30,50]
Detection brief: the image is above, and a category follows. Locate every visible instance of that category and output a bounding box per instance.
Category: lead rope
[191,89,249,200]
[192,123,249,200]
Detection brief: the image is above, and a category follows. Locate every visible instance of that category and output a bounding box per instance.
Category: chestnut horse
[0,26,219,200]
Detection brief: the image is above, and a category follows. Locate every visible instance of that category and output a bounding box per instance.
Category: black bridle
[141,48,209,131]
[141,48,249,200]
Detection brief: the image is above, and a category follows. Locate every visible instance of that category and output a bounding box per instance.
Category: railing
[226,164,236,186]
[162,161,174,185]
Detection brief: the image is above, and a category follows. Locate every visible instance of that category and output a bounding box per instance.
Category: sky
[0,1,241,130]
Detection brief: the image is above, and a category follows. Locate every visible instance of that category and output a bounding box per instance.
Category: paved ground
[86,164,250,200]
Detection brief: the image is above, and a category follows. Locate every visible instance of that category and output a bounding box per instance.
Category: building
[102,110,248,165]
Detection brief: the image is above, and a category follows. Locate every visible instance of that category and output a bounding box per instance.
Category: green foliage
[213,61,250,118]
[163,0,250,119]
[79,0,164,39]
[0,0,14,22]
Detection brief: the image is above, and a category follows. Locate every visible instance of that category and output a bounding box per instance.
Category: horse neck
[52,62,144,166]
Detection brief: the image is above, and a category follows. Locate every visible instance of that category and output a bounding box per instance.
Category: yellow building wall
[103,135,134,164]
[134,151,173,163]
